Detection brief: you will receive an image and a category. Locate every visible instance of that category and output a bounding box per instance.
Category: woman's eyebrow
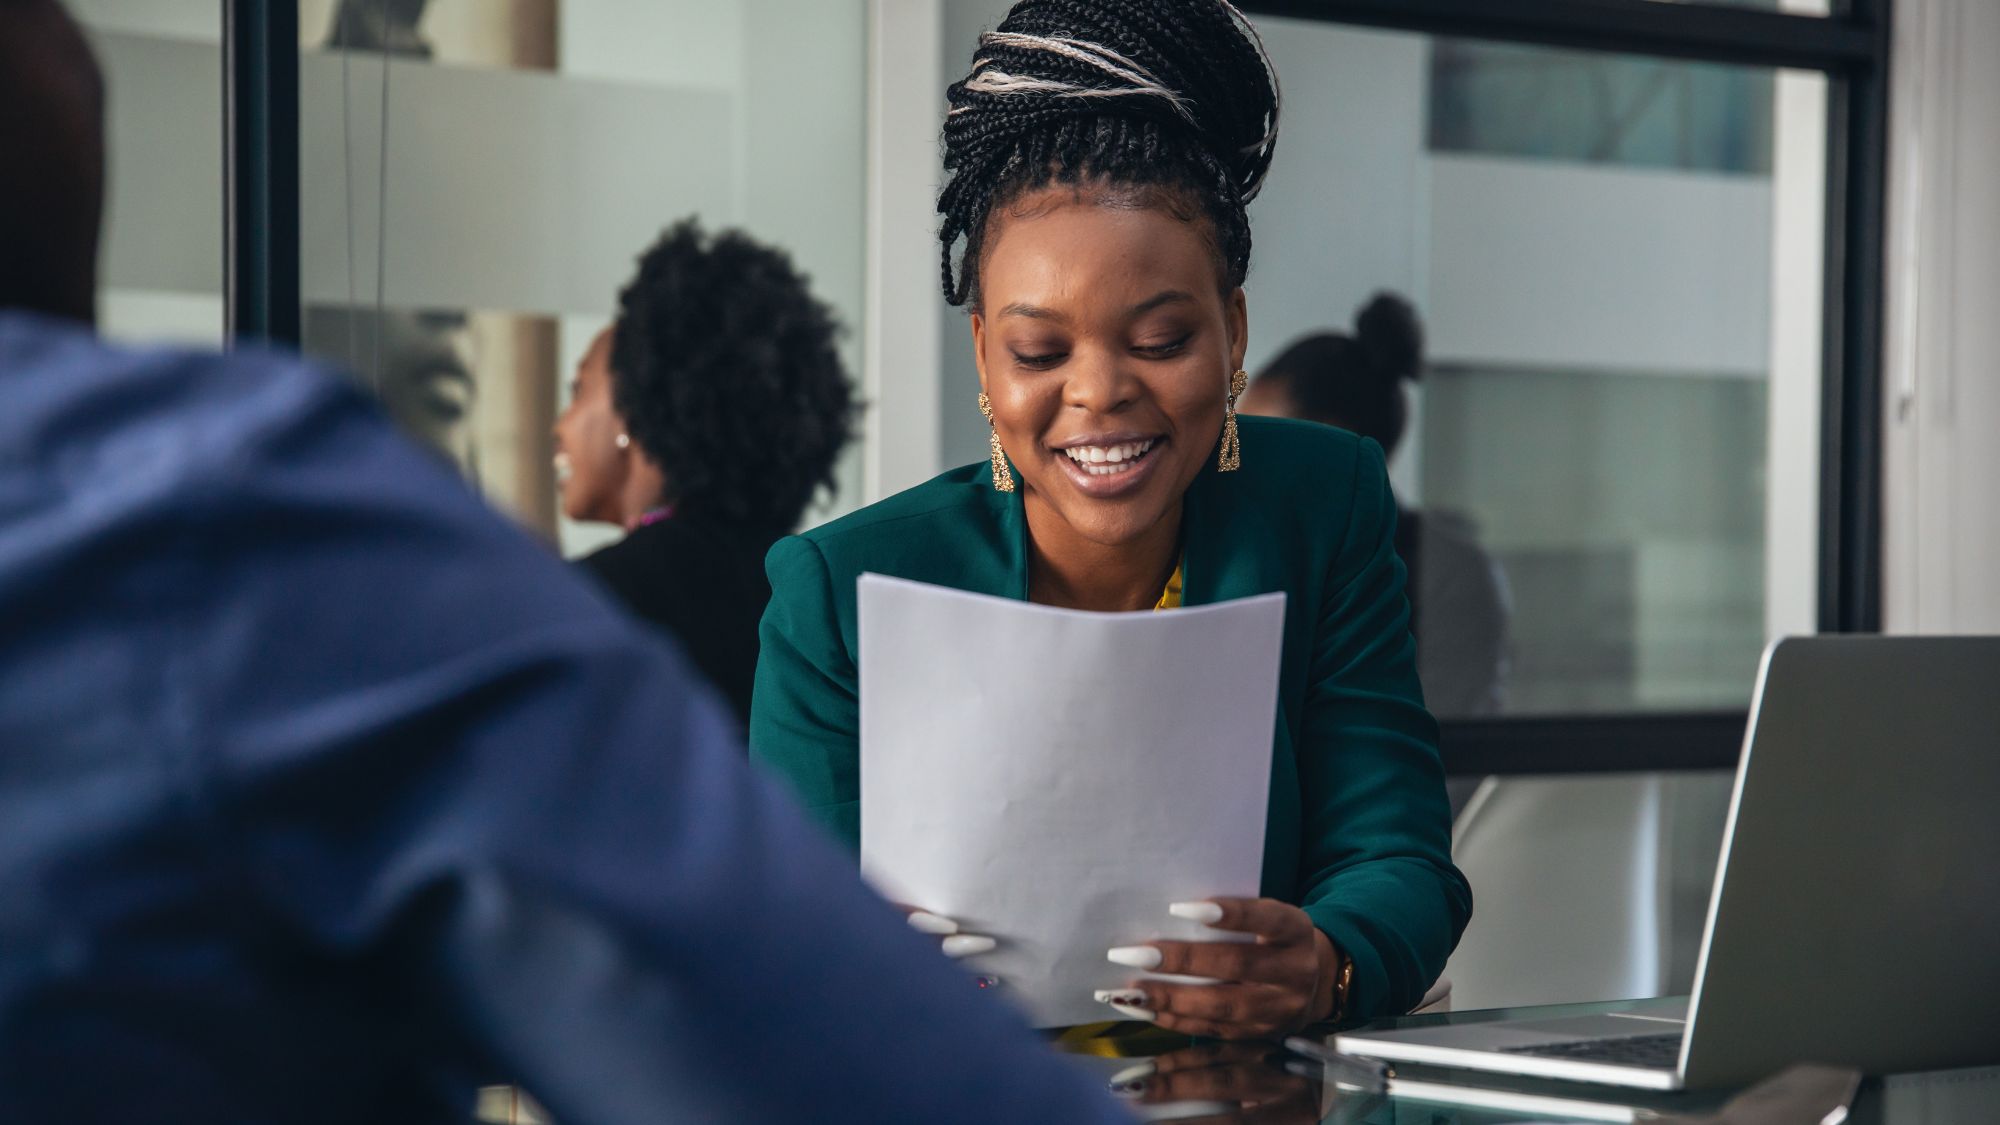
[997,301,1064,322]
[1127,289,1196,316]
[997,289,1196,322]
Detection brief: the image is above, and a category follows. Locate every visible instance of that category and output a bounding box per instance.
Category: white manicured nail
[1108,1060,1157,1086]
[1107,1001,1156,1023]
[1094,988,1148,1006]
[1107,945,1162,970]
[943,934,996,958]
[1169,901,1225,925]
[907,911,959,935]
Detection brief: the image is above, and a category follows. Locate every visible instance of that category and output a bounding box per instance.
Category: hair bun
[946,0,1280,204]
[1353,292,1423,384]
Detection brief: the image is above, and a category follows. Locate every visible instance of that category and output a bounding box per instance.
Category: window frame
[1235,0,1890,774]
[223,0,300,348]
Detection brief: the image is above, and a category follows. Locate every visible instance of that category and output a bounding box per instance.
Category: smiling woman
[975,202,1245,608]
[749,0,1471,1039]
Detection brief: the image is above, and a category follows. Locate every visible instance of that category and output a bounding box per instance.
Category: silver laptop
[1335,636,2000,1090]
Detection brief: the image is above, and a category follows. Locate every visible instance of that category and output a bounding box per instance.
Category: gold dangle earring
[978,392,1015,492]
[1219,369,1248,472]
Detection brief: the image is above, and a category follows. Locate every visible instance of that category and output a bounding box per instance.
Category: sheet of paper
[857,573,1286,1028]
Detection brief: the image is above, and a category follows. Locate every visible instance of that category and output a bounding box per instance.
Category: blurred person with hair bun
[1242,293,1511,721]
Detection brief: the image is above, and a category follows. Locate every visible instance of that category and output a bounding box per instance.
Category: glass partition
[296,0,869,551]
[1245,19,1826,720]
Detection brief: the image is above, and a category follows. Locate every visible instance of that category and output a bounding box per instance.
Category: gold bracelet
[1328,952,1355,1025]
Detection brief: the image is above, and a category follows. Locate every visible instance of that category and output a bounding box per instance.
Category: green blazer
[750,415,1471,1020]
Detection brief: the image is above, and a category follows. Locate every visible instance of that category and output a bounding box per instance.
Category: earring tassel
[989,427,1016,492]
[1219,369,1248,472]
[1219,411,1241,472]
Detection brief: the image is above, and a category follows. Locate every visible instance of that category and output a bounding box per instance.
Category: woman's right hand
[902,908,997,960]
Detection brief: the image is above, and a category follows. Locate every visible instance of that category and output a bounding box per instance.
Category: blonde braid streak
[963,30,1197,125]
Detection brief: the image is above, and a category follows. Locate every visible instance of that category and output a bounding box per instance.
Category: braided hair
[937,0,1280,308]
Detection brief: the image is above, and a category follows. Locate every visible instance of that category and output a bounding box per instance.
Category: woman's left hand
[1100,898,1342,1039]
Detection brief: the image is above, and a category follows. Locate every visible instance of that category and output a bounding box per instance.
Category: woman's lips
[1052,437,1165,498]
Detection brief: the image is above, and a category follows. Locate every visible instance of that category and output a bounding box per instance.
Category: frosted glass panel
[1431,41,1776,174]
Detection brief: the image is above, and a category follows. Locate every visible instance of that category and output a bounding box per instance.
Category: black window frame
[1234,0,1890,775]
[223,0,1889,776]
[223,0,299,349]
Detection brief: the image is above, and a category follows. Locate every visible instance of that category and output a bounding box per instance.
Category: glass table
[473,998,1999,1123]
[1049,999,2000,1123]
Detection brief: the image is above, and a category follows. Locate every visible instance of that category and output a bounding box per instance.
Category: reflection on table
[1048,1001,1999,1124]
[471,1001,2000,1124]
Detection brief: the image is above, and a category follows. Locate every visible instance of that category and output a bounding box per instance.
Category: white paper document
[857,573,1286,1028]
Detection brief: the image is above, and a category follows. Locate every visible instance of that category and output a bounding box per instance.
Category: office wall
[1882,0,2000,633]
[864,0,947,501]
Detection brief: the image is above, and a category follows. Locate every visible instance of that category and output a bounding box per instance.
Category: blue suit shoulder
[0,312,375,497]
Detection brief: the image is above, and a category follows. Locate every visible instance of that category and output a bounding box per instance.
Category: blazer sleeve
[1295,439,1473,1020]
[749,534,863,848]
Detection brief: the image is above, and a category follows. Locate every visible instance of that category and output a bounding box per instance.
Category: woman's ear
[970,311,991,396]
[1227,288,1249,373]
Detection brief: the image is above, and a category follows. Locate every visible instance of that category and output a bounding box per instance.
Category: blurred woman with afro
[555,220,856,726]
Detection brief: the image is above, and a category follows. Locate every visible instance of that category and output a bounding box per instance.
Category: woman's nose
[1061,347,1137,415]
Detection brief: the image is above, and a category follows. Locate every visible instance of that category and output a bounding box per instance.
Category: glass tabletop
[1044,999,2000,1123]
[471,999,2000,1123]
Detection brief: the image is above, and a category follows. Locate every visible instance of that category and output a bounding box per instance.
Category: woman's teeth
[1063,439,1155,476]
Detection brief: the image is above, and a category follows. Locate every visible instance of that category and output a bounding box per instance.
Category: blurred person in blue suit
[0,3,1127,1122]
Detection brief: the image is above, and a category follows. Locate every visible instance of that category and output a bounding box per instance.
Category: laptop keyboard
[1499,1032,1684,1069]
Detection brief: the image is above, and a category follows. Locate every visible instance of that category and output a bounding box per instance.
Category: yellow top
[1154,563,1184,611]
